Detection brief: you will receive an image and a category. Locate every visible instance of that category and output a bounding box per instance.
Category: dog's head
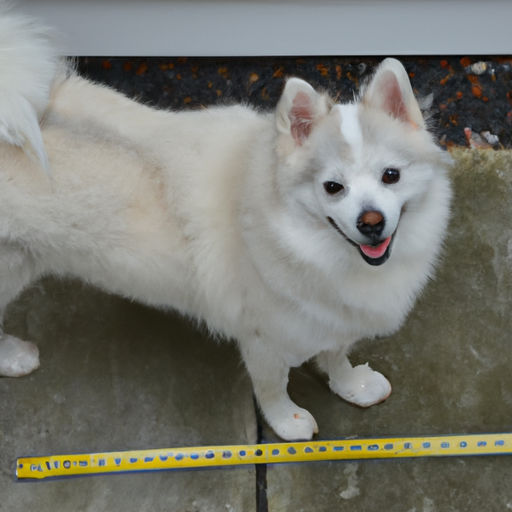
[274,58,450,267]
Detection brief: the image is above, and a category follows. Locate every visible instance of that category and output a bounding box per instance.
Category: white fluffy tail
[0,6,61,173]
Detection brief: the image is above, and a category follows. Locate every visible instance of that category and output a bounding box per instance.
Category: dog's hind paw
[330,363,391,408]
[0,334,40,377]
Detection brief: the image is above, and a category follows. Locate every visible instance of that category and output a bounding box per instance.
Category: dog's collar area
[327,216,395,266]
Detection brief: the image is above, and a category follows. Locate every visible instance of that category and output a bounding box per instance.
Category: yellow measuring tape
[16,432,512,480]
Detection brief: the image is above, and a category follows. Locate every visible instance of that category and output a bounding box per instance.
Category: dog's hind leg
[239,341,319,441]
[0,244,40,377]
[316,349,392,408]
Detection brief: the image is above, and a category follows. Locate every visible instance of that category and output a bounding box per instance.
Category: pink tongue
[359,236,392,259]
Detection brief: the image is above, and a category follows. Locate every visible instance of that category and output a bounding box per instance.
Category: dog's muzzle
[327,216,395,266]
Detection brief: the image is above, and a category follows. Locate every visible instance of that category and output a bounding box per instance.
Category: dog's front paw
[265,403,319,441]
[330,363,391,407]
[0,335,40,377]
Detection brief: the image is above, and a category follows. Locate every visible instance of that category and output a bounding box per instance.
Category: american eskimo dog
[0,10,451,440]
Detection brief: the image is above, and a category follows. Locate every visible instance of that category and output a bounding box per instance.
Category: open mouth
[327,217,395,266]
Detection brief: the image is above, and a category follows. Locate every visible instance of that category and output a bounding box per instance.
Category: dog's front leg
[239,341,318,441]
[316,349,392,407]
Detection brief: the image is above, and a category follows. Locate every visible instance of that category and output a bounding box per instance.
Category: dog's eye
[323,181,344,195]
[382,168,400,185]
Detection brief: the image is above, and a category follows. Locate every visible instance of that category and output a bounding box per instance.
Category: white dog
[0,10,451,440]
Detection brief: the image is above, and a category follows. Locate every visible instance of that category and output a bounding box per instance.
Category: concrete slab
[0,279,257,511]
[264,149,512,511]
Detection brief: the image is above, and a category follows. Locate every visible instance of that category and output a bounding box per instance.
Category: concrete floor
[2,149,512,511]
[0,283,257,511]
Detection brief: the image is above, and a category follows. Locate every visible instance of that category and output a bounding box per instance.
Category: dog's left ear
[362,58,425,130]
[276,78,331,146]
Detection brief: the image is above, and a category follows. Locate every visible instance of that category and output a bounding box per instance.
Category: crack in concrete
[254,396,268,512]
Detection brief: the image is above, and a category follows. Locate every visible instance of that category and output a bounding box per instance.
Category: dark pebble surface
[77,56,512,149]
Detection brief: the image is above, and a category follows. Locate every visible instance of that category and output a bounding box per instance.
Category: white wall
[16,0,512,57]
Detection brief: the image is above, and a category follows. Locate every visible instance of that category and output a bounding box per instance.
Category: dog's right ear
[276,78,330,146]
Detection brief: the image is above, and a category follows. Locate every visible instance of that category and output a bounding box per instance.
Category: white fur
[0,11,452,441]
[0,5,60,172]
[339,103,363,157]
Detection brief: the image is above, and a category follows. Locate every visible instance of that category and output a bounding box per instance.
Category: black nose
[357,210,385,239]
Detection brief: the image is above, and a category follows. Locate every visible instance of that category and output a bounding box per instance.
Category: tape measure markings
[16,432,512,480]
